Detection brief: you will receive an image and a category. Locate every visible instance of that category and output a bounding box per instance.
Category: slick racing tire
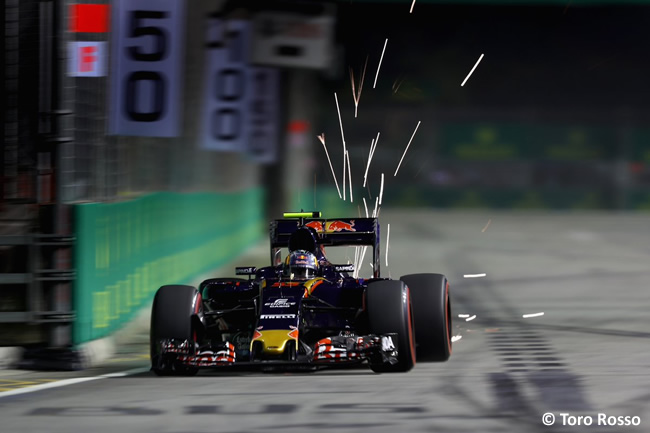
[400,273,452,362]
[366,280,416,373]
[150,285,201,376]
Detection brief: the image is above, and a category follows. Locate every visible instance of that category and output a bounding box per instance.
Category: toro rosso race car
[150,212,452,375]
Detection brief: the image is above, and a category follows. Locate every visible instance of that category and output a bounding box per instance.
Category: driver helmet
[283,249,319,280]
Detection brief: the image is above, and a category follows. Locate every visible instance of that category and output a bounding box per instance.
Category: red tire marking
[406,287,416,366]
[445,281,452,355]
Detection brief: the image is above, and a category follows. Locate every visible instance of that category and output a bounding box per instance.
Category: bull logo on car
[305,221,325,232]
[327,220,356,232]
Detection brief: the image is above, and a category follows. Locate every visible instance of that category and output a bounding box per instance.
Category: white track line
[0,366,150,399]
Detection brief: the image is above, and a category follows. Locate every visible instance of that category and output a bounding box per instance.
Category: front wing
[158,334,399,369]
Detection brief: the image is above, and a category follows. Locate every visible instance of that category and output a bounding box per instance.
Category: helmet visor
[290,266,316,280]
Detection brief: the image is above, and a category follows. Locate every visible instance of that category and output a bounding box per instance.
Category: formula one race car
[150,211,452,375]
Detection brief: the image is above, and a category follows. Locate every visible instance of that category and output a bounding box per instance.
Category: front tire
[400,273,452,362]
[365,280,416,373]
[150,284,201,376]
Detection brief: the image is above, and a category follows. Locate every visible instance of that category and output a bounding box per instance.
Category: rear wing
[269,217,381,278]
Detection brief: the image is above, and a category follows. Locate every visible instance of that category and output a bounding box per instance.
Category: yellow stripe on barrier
[93,291,110,328]
[109,284,118,320]
[126,274,134,308]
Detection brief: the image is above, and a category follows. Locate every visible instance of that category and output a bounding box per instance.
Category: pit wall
[73,188,264,345]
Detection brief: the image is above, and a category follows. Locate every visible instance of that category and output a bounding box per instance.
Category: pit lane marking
[0,379,57,392]
[104,353,150,363]
[0,367,149,398]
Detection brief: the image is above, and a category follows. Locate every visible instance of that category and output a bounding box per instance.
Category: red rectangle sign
[70,4,110,33]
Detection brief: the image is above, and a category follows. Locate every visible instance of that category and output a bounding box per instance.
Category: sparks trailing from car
[150,211,452,375]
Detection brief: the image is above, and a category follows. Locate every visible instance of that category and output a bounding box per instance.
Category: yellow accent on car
[250,329,298,355]
[303,277,327,296]
[283,211,321,218]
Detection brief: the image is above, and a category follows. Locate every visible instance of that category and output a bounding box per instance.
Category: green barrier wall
[73,189,264,345]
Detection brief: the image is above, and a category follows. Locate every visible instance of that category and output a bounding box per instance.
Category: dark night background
[308,2,650,212]
[328,3,650,110]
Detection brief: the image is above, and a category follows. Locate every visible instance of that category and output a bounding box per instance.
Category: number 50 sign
[109,0,186,137]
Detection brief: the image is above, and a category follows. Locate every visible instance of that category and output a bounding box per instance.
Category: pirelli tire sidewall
[365,279,416,373]
[400,273,452,362]
[150,284,201,376]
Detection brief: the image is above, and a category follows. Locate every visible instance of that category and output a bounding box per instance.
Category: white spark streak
[363,139,375,187]
[353,246,360,278]
[334,92,347,200]
[465,315,477,322]
[451,335,462,343]
[394,121,421,176]
[362,197,369,218]
[372,132,380,159]
[373,38,388,89]
[318,134,341,199]
[392,77,405,94]
[343,152,347,201]
[346,150,353,203]
[481,219,492,233]
[385,223,391,267]
[350,57,368,118]
[464,273,486,278]
[358,246,368,277]
[379,173,385,205]
[461,53,485,87]
[522,312,545,318]
[458,314,471,318]
[363,132,380,187]
[350,69,358,118]
[372,196,379,218]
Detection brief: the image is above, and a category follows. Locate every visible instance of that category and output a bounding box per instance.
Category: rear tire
[366,280,416,373]
[400,273,452,362]
[150,285,201,376]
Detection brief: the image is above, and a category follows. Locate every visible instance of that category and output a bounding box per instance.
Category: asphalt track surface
[1,209,649,433]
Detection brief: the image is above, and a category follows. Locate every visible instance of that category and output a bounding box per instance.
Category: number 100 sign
[201,18,280,162]
[109,0,186,137]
